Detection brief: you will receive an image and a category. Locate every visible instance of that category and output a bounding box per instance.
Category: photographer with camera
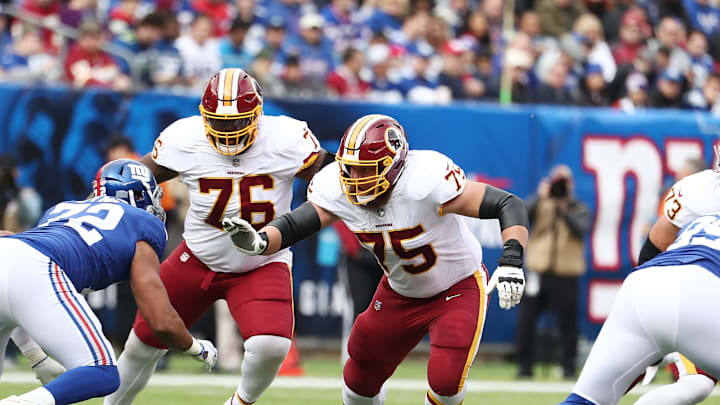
[515,164,591,379]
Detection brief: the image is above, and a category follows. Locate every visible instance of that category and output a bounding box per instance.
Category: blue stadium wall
[2,83,719,343]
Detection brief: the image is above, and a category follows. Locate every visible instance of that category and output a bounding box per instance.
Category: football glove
[183,338,218,372]
[486,266,525,310]
[31,354,66,384]
[222,217,268,256]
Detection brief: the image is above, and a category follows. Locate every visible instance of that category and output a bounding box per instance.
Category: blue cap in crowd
[585,64,603,77]
[660,69,683,84]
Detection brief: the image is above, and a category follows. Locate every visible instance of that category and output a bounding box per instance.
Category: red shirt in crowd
[326,66,370,100]
[64,43,122,88]
[191,0,231,36]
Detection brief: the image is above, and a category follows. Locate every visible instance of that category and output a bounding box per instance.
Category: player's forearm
[501,225,529,247]
[147,313,194,352]
[258,201,325,255]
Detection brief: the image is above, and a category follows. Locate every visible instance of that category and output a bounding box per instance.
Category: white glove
[31,355,66,384]
[486,266,525,310]
[222,217,267,256]
[183,338,218,372]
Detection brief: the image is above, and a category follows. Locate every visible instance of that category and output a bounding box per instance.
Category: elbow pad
[638,237,662,265]
[267,201,322,250]
[478,185,529,231]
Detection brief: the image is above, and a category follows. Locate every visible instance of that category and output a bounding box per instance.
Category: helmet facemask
[338,155,395,205]
[200,104,262,156]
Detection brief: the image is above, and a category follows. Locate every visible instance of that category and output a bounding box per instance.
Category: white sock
[233,335,291,404]
[11,328,46,366]
[18,387,55,405]
[424,387,466,405]
[103,330,167,405]
[634,374,715,405]
[342,382,386,405]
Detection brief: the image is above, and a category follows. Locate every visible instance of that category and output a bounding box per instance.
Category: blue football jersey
[7,196,167,291]
[636,213,720,278]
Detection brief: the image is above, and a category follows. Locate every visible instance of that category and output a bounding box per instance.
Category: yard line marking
[3,372,720,395]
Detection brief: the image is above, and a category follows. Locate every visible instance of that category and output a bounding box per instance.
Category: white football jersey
[663,169,720,228]
[151,114,321,273]
[308,150,485,298]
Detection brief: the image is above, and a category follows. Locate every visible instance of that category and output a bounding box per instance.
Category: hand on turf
[222,217,267,256]
[184,338,218,372]
[486,266,525,310]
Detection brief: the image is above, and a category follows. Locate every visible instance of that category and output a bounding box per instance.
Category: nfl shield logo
[374,300,382,311]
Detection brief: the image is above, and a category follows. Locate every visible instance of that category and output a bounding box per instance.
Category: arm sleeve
[478,185,529,231]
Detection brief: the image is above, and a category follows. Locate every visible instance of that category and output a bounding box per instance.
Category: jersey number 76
[199,175,275,230]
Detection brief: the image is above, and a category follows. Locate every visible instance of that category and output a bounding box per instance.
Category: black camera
[549,178,568,198]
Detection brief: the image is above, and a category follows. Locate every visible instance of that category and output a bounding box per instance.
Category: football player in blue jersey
[0,159,217,405]
[557,211,720,405]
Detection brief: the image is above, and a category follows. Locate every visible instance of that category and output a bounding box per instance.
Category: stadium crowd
[2,0,720,110]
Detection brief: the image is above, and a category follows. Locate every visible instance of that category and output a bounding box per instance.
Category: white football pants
[572,264,720,405]
[0,238,115,377]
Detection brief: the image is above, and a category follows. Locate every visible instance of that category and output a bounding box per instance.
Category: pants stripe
[49,261,107,365]
[58,268,113,365]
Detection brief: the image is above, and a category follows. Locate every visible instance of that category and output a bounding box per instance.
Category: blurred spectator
[684,71,720,112]
[114,12,166,88]
[175,14,222,90]
[459,10,490,54]
[278,54,310,97]
[249,49,285,95]
[232,0,262,25]
[250,15,288,60]
[108,0,140,40]
[481,0,504,48]
[18,0,62,52]
[151,11,186,88]
[603,0,639,43]
[424,15,450,53]
[0,155,42,233]
[560,13,616,82]
[535,0,587,39]
[505,46,534,103]
[516,164,591,379]
[650,68,685,108]
[0,24,58,83]
[648,16,691,73]
[326,48,370,99]
[686,30,713,88]
[612,7,651,67]
[405,53,451,104]
[192,0,232,36]
[276,13,335,93]
[64,19,132,90]
[365,42,406,102]
[517,10,553,56]
[533,56,573,104]
[615,70,650,113]
[395,11,432,56]
[573,63,610,106]
[434,0,470,36]
[60,0,98,29]
[321,0,364,53]
[437,39,475,99]
[682,0,720,39]
[264,0,318,36]
[366,0,409,41]
[220,17,254,69]
[473,49,499,98]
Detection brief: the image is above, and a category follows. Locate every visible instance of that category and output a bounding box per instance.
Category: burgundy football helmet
[199,68,263,156]
[336,114,408,205]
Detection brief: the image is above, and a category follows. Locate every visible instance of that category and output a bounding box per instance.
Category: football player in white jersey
[558,151,720,405]
[104,68,332,405]
[222,114,529,405]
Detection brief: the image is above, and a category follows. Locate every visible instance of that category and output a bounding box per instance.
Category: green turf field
[2,355,719,404]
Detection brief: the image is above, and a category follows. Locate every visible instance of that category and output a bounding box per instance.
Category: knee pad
[243,335,291,366]
[428,368,463,397]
